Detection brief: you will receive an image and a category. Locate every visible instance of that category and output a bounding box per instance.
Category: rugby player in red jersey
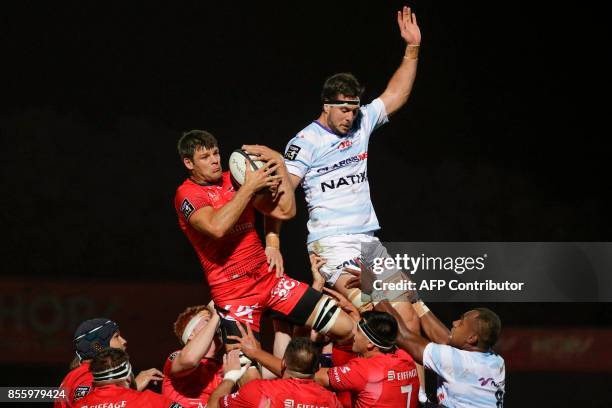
[56,318,163,408]
[208,339,343,408]
[162,302,224,407]
[75,348,181,408]
[174,130,354,351]
[230,312,420,408]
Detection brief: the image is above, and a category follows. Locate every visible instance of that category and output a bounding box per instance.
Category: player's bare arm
[227,322,284,378]
[171,304,221,377]
[189,160,280,238]
[264,216,284,277]
[419,306,452,345]
[378,5,421,117]
[375,300,429,364]
[244,144,297,219]
[314,367,331,388]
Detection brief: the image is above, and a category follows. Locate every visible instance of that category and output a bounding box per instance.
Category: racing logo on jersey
[73,385,91,401]
[320,171,367,192]
[338,139,353,150]
[180,198,195,220]
[284,144,301,160]
[270,277,298,301]
[317,152,367,174]
[283,400,295,408]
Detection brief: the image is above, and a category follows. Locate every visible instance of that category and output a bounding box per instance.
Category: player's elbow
[178,353,200,370]
[276,206,296,220]
[192,220,227,239]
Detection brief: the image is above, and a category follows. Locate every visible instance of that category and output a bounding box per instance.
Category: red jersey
[328,348,420,408]
[174,172,268,286]
[55,361,93,408]
[220,378,343,408]
[74,384,180,408]
[162,351,224,407]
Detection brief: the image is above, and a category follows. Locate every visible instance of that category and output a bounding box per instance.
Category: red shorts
[211,263,321,332]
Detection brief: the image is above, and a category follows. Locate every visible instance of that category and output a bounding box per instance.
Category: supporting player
[162,302,224,407]
[228,312,420,408]
[208,339,343,408]
[74,348,181,408]
[56,318,163,407]
[376,299,506,407]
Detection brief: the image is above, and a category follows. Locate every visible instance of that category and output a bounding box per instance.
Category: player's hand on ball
[243,159,281,194]
[134,368,164,391]
[266,246,284,277]
[242,144,284,164]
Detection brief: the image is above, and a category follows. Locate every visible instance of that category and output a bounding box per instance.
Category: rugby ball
[229,149,265,186]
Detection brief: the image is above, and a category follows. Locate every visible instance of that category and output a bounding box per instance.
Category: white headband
[92,361,133,382]
[182,315,203,344]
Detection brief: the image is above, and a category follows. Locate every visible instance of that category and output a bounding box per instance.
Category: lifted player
[174,130,353,351]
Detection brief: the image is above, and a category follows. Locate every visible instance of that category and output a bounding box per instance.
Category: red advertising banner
[0,278,211,368]
[497,328,612,372]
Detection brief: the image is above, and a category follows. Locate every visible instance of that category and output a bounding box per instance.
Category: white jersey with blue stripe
[423,343,506,408]
[284,98,389,243]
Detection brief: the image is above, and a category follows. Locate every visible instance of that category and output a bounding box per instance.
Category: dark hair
[361,311,398,353]
[321,73,364,103]
[90,348,129,377]
[177,130,218,160]
[173,305,210,343]
[474,308,502,349]
[284,337,320,375]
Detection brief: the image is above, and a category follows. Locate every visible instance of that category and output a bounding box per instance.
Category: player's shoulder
[289,122,328,146]
[167,350,181,362]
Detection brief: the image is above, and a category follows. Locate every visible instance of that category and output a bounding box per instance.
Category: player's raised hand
[322,286,361,321]
[397,6,421,45]
[134,368,164,391]
[243,159,282,194]
[242,144,284,164]
[309,253,327,289]
[226,322,262,359]
[223,350,243,373]
[266,246,285,277]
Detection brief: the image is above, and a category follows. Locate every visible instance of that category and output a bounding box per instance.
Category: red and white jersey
[174,172,267,287]
[55,362,93,408]
[220,378,343,408]
[162,351,224,407]
[328,349,420,408]
[74,384,180,408]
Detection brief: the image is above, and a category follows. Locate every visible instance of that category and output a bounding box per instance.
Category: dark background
[1,1,611,406]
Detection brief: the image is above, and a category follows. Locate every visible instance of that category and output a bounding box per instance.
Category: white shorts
[308,233,379,286]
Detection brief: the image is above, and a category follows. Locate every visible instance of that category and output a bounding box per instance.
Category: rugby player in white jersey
[245,4,427,400]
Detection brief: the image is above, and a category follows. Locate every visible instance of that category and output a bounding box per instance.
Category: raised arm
[189,161,280,239]
[378,5,422,117]
[414,300,452,345]
[171,304,221,376]
[375,300,429,364]
[227,322,284,378]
